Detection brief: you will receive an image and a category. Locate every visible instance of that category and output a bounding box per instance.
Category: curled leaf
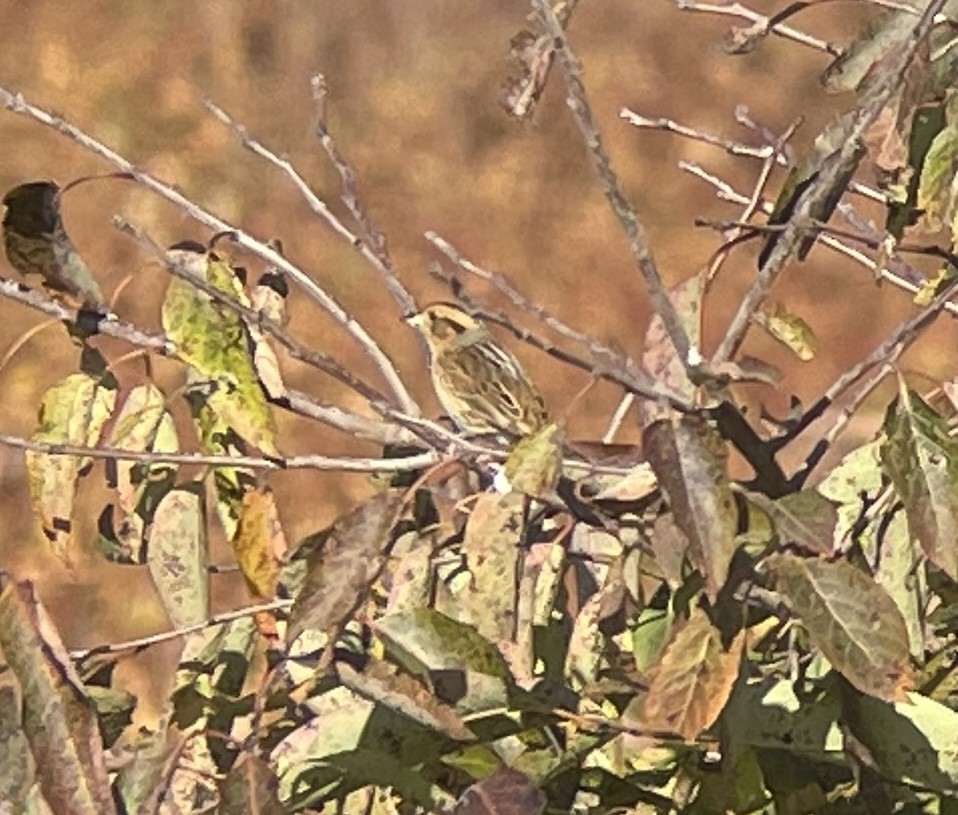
[2,180,104,305]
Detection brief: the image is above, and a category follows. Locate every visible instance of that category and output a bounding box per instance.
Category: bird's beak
[404,312,423,327]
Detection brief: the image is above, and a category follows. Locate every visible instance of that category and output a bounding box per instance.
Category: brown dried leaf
[337,660,475,742]
[639,274,703,424]
[643,414,738,598]
[288,490,406,643]
[767,553,913,702]
[0,577,116,815]
[232,487,288,599]
[450,766,546,815]
[638,607,744,741]
[462,493,524,643]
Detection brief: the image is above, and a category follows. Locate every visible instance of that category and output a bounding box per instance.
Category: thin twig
[674,0,841,55]
[601,393,636,444]
[709,0,946,364]
[309,75,417,317]
[681,161,946,312]
[532,0,694,369]
[69,599,293,659]
[0,432,439,473]
[0,85,418,415]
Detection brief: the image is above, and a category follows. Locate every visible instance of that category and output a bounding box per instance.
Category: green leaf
[756,303,816,361]
[26,372,116,562]
[100,383,178,564]
[147,483,209,629]
[881,386,958,580]
[0,577,116,815]
[916,120,958,234]
[766,553,913,701]
[643,414,738,599]
[162,245,278,456]
[857,691,958,792]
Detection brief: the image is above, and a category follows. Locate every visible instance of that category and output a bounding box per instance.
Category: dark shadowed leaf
[758,112,866,267]
[218,753,284,815]
[288,490,406,643]
[636,607,744,741]
[450,766,546,815]
[766,553,913,701]
[881,385,958,580]
[26,372,116,561]
[336,660,475,741]
[644,414,738,598]
[462,492,523,643]
[2,180,104,305]
[0,577,116,815]
[161,245,278,456]
[147,483,208,629]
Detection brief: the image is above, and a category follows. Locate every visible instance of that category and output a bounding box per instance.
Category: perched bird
[2,180,104,306]
[406,302,548,437]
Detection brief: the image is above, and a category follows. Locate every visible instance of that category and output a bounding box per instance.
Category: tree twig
[709,0,946,363]
[0,84,418,416]
[531,0,695,370]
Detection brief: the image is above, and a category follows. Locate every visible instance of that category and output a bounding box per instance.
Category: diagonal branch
[531,0,694,370]
[710,0,947,364]
[0,84,419,416]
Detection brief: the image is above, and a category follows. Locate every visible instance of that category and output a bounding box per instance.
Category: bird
[406,302,548,437]
[2,180,104,306]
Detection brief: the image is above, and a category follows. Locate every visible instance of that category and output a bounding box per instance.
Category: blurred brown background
[0,2,948,705]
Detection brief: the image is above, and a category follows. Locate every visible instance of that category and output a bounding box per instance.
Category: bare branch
[0,431,440,472]
[531,0,694,369]
[0,84,418,415]
[710,0,947,363]
[673,0,841,55]
[309,75,418,317]
[69,599,293,660]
